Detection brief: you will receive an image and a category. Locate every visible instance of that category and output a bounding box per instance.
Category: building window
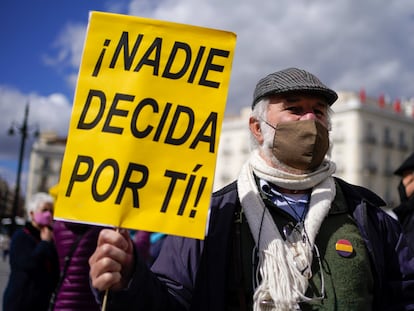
[398,130,408,151]
[384,154,393,176]
[42,157,50,170]
[332,121,344,143]
[362,150,377,175]
[383,127,393,148]
[363,122,377,144]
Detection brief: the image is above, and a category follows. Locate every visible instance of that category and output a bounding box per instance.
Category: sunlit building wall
[26,132,66,205]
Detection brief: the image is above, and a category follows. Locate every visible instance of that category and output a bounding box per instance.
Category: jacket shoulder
[209,181,239,213]
[212,180,238,197]
[334,177,386,207]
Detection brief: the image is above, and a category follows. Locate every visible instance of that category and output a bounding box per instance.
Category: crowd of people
[2,67,413,311]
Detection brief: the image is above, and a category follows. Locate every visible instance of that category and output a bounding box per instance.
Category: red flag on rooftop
[359,88,366,103]
[393,98,402,113]
[378,94,385,108]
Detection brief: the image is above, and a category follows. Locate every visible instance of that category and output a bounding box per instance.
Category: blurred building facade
[23,91,414,209]
[328,91,413,207]
[0,177,25,232]
[25,131,66,205]
[0,178,14,220]
[213,108,251,189]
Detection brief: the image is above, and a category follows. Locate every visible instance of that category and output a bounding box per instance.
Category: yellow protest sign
[54,11,236,239]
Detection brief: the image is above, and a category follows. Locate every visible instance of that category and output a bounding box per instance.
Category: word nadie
[93,31,230,88]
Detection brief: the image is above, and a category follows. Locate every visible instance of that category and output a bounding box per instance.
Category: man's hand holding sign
[54,12,236,241]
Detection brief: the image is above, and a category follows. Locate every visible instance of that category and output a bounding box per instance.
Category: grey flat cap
[252,67,338,108]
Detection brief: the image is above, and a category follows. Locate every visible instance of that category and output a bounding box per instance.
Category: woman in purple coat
[50,220,102,311]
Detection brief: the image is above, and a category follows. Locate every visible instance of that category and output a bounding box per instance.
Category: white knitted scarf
[237,150,336,310]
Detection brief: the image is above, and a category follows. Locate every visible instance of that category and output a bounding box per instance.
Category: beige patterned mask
[269,120,329,170]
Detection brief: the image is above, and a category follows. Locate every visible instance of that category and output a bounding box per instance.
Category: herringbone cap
[252,67,338,108]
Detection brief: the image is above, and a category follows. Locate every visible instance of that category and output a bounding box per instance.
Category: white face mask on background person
[262,119,329,171]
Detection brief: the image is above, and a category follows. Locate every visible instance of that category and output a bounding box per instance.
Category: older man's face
[266,93,329,129]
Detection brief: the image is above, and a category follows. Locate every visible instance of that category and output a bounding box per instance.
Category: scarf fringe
[238,152,336,310]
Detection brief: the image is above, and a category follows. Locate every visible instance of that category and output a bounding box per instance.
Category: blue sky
[1,0,129,101]
[1,0,414,194]
[0,0,130,190]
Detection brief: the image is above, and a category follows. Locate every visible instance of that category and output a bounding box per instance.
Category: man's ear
[249,117,264,145]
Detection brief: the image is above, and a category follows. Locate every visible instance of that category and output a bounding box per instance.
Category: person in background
[132,230,151,265]
[50,220,102,311]
[132,231,166,266]
[3,192,59,311]
[393,152,414,250]
[148,232,166,265]
[89,68,414,310]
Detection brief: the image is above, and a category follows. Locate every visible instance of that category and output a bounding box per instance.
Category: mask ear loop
[259,117,277,130]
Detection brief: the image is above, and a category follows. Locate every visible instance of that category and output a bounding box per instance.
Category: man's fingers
[97,229,129,249]
[89,229,130,291]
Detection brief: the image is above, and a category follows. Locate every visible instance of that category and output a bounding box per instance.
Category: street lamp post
[8,102,38,236]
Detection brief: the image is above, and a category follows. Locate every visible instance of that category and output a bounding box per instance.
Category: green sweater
[232,182,374,310]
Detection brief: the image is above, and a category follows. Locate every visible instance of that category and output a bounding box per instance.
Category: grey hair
[249,98,270,150]
[26,192,54,220]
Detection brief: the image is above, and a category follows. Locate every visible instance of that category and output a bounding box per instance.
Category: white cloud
[38,0,414,114]
[27,92,72,135]
[124,0,414,113]
[42,23,87,90]
[0,86,72,186]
